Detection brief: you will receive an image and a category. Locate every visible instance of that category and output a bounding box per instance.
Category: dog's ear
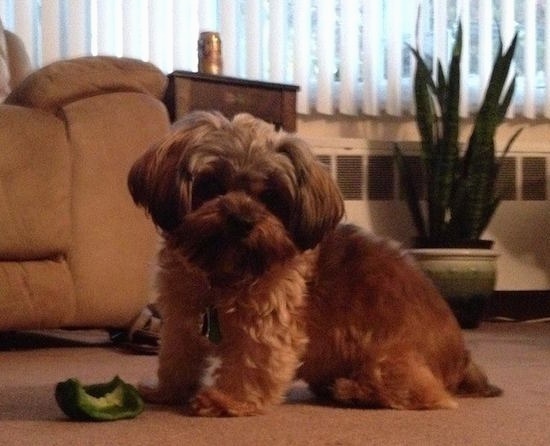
[128,111,231,232]
[128,140,184,232]
[278,138,345,250]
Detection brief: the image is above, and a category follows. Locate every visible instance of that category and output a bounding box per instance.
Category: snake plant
[395,23,522,247]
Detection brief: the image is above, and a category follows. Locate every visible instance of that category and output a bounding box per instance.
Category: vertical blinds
[0,0,546,119]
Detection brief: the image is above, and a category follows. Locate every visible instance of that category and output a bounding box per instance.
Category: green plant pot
[409,248,498,329]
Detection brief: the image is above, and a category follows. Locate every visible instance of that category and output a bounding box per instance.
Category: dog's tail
[455,356,502,398]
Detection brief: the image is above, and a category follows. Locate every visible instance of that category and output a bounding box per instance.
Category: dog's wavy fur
[128,111,501,416]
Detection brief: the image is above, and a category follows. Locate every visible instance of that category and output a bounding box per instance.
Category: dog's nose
[225,213,255,238]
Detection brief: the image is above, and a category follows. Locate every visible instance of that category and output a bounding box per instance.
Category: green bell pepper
[55,376,144,421]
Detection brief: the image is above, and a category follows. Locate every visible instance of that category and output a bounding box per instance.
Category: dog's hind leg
[454,356,502,398]
[331,351,458,410]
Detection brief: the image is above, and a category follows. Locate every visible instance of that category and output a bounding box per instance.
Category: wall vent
[522,157,547,201]
[336,155,363,200]
[496,157,517,200]
[312,141,548,204]
[367,155,394,200]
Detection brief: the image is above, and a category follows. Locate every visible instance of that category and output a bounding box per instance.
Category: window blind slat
[316,0,335,115]
[269,1,285,83]
[385,0,403,115]
[95,0,121,56]
[339,0,358,115]
[0,1,11,28]
[65,0,88,59]
[523,0,537,119]
[147,1,173,73]
[198,0,216,30]
[219,0,236,76]
[501,0,516,119]
[457,0,470,117]
[13,0,34,61]
[545,0,550,118]
[432,0,447,73]
[41,0,61,66]
[245,0,262,80]
[173,0,198,71]
[478,0,493,105]
[361,0,382,115]
[293,0,311,114]
[122,0,147,61]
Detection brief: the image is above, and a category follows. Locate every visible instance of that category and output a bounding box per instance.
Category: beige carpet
[1,322,549,446]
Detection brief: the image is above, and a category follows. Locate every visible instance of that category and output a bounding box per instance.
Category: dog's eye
[192,174,226,209]
[260,189,290,223]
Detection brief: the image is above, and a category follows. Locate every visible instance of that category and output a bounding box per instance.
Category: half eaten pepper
[55,376,144,421]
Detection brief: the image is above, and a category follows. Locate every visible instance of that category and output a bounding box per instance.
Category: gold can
[198,31,223,75]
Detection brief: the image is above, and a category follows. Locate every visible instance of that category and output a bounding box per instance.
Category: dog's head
[128,111,344,284]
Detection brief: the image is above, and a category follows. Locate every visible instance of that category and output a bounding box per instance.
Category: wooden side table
[164,70,299,132]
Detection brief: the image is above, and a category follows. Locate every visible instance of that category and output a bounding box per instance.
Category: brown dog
[128,111,501,416]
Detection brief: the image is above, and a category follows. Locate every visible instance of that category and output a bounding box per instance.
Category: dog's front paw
[138,379,175,404]
[138,378,191,405]
[190,388,262,417]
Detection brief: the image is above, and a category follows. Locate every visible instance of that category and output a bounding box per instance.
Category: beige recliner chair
[0,25,170,330]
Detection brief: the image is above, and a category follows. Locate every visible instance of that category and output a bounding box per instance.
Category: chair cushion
[0,258,76,329]
[0,105,71,260]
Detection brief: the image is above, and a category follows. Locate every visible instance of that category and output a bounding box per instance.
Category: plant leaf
[427,23,461,240]
[409,45,438,157]
[394,144,427,238]
[451,31,518,240]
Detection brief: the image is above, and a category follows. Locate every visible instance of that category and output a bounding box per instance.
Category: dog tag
[202,306,222,344]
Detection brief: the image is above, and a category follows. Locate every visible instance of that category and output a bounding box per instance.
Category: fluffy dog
[128,111,501,416]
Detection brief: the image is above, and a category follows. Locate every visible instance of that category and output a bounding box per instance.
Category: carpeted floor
[1,322,549,446]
